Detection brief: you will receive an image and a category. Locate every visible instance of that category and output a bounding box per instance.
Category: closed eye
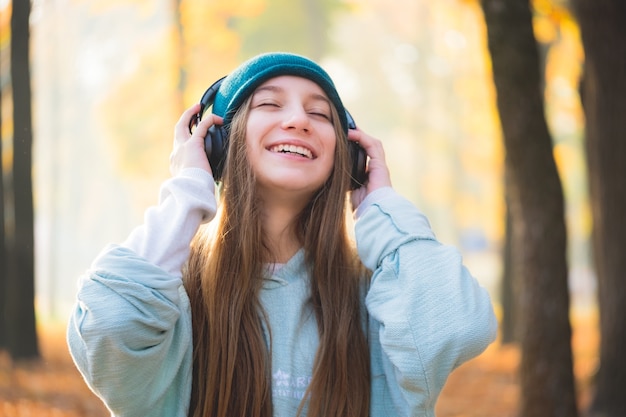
[256,101,280,108]
[308,111,331,121]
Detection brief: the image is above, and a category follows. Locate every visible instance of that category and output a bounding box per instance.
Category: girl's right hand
[170,103,223,177]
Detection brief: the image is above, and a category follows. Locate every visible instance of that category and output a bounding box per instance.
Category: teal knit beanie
[212,52,348,133]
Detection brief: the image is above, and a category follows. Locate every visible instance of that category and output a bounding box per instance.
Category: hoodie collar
[263,248,308,289]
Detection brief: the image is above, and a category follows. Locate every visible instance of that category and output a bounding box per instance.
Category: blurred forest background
[27,0,589,319]
[4,0,625,416]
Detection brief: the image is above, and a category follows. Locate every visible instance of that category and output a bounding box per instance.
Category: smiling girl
[67,52,497,417]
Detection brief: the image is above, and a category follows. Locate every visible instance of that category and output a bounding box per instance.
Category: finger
[175,105,224,147]
[347,128,392,191]
[175,104,202,142]
[194,113,224,140]
[348,128,385,161]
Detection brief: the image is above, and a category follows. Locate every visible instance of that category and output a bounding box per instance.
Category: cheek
[244,125,263,155]
[322,140,338,176]
[323,131,338,163]
[244,138,260,170]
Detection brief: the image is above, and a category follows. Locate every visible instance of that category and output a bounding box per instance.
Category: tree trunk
[499,186,516,344]
[572,1,626,416]
[0,41,6,350]
[480,1,578,416]
[8,0,39,360]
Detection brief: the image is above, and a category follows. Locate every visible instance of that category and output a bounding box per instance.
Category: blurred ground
[0,310,597,417]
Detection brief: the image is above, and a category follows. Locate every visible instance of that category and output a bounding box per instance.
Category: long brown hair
[184,93,370,417]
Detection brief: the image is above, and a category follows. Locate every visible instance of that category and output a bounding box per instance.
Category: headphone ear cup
[205,125,228,182]
[345,110,367,189]
[349,141,367,189]
[198,76,228,182]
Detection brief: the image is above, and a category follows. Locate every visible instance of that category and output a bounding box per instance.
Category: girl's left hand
[348,128,392,209]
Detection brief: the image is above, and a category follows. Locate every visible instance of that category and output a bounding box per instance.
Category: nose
[281,106,311,132]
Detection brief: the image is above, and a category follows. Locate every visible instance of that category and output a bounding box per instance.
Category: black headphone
[191,77,368,189]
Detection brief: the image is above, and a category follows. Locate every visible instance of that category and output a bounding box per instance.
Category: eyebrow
[253,85,331,105]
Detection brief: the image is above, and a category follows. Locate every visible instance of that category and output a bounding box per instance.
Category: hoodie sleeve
[122,167,217,277]
[355,187,497,416]
[66,168,217,417]
[67,246,192,417]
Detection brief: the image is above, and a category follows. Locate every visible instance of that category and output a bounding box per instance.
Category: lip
[266,139,317,159]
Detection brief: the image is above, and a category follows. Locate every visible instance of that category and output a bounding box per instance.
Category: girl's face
[245,75,337,199]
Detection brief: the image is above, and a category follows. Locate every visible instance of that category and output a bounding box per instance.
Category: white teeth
[270,144,313,159]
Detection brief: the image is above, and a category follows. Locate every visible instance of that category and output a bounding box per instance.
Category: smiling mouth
[269,144,314,159]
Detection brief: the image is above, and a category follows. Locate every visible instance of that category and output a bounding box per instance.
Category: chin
[277,180,323,193]
[258,172,328,195]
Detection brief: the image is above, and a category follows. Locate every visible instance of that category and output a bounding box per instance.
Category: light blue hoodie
[67,169,497,417]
